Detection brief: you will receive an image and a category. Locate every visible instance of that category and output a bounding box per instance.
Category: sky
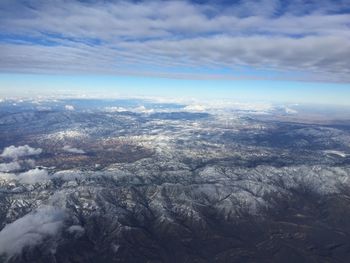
[0,0,349,105]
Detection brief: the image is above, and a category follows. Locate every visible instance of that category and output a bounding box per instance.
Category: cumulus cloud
[0,206,65,257]
[0,0,348,82]
[0,167,51,184]
[184,104,206,112]
[62,145,85,154]
[0,161,21,172]
[17,168,50,184]
[132,106,154,114]
[65,105,75,111]
[1,145,42,160]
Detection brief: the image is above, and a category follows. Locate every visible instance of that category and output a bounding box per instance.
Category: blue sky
[0,0,349,105]
[1,73,349,106]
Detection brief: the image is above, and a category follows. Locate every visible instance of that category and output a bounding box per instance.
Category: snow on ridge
[46,129,88,140]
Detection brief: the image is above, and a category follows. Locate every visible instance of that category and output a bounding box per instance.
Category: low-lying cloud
[62,145,85,154]
[17,168,50,184]
[0,172,16,181]
[0,206,66,257]
[1,145,42,160]
[184,104,206,112]
[0,168,50,184]
[65,105,75,111]
[0,161,21,172]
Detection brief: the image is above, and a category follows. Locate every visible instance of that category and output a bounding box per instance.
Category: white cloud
[104,106,128,112]
[0,206,65,257]
[134,106,154,114]
[0,161,21,172]
[1,145,42,160]
[17,168,50,184]
[0,172,16,181]
[284,107,298,114]
[62,145,85,154]
[0,0,348,82]
[184,104,206,112]
[65,105,75,111]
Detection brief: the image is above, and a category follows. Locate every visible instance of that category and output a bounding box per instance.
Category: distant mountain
[0,99,350,262]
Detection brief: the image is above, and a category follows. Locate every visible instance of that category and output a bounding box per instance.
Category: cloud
[284,107,298,114]
[0,0,348,82]
[0,172,16,181]
[0,161,21,172]
[0,167,51,184]
[1,145,42,160]
[104,106,128,112]
[17,168,50,184]
[0,206,65,257]
[67,225,85,238]
[64,105,75,111]
[184,104,206,112]
[62,145,85,154]
[134,105,154,114]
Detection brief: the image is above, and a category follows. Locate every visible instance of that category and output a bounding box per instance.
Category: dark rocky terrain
[0,99,350,262]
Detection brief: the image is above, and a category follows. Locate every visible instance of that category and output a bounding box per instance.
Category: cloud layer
[0,0,349,82]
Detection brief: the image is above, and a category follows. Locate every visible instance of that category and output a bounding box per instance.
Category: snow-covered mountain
[0,99,350,262]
